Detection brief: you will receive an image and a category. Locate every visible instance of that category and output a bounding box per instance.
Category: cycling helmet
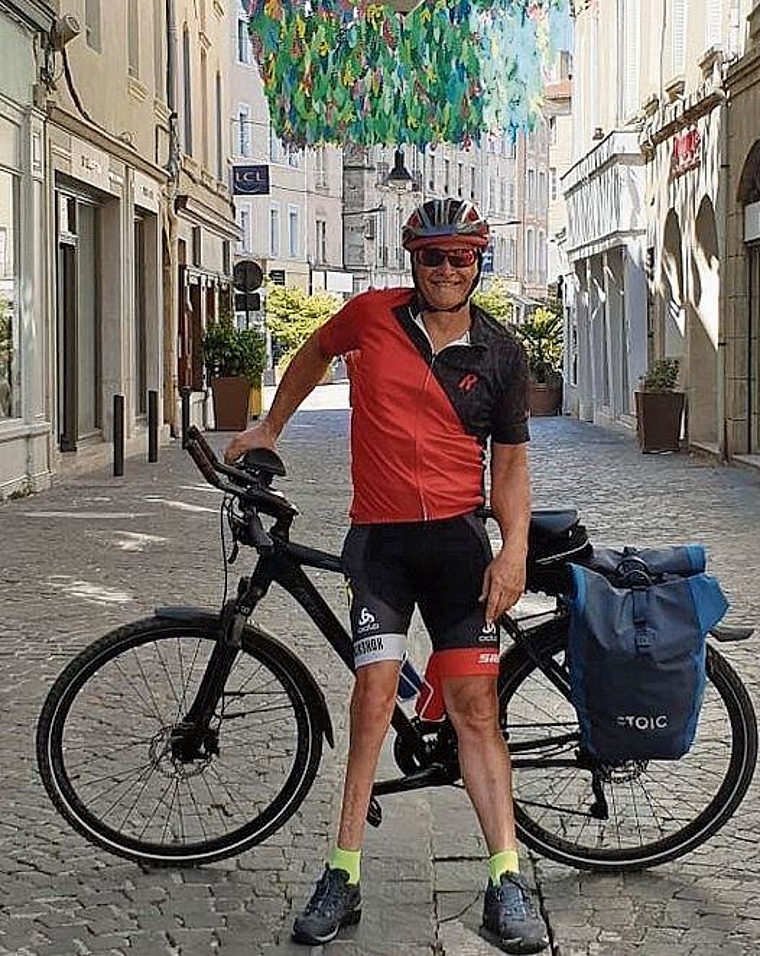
[402,198,490,252]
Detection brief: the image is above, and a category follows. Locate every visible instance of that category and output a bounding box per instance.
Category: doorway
[56,194,102,451]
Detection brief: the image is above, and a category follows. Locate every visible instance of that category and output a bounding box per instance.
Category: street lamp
[383,148,414,189]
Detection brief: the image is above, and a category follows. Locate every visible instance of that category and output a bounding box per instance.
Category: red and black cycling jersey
[319,287,530,524]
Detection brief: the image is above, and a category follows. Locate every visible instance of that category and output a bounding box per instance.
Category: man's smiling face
[412,245,479,312]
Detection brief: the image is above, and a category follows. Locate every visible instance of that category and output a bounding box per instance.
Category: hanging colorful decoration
[247,0,570,148]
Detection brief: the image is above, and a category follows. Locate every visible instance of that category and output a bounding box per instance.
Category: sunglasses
[414,247,478,268]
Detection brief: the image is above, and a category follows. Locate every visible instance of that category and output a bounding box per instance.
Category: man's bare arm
[224,330,331,461]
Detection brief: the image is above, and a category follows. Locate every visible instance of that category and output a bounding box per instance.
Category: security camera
[51,15,81,52]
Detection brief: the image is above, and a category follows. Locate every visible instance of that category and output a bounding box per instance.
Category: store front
[723,9,760,461]
[642,81,725,455]
[0,5,51,497]
[48,126,166,467]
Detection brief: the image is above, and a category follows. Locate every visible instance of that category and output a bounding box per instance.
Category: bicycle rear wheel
[499,621,757,871]
[37,617,323,866]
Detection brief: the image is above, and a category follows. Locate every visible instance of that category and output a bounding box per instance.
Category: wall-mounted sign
[233,165,270,195]
[670,128,701,179]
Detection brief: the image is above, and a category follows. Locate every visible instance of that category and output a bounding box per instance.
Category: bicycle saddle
[241,448,287,484]
[530,508,579,538]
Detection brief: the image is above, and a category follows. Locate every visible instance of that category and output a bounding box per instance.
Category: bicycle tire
[37,617,324,866]
[499,620,758,872]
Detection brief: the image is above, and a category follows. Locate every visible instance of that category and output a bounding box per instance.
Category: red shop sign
[670,128,701,178]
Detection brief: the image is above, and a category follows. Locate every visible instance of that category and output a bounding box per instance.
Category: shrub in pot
[203,315,266,431]
[516,306,563,416]
[635,357,685,453]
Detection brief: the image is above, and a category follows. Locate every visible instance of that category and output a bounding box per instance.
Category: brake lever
[227,541,240,565]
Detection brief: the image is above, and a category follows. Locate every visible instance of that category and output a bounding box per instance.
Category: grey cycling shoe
[480,872,549,954]
[292,865,362,945]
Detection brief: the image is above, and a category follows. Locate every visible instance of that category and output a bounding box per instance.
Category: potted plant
[516,306,563,416]
[635,357,685,453]
[203,311,266,431]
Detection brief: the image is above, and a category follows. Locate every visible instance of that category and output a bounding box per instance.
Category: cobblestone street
[1,385,759,955]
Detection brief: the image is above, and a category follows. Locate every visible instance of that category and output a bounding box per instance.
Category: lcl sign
[670,128,701,179]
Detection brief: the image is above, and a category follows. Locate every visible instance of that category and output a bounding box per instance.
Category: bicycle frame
[171,530,448,785]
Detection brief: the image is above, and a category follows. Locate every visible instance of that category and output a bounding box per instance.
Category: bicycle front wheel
[37,618,323,866]
[499,621,758,871]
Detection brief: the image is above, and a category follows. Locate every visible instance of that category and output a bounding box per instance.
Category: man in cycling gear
[226,197,547,954]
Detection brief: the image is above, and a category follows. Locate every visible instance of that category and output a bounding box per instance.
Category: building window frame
[288,205,300,259]
[127,0,140,78]
[182,26,193,154]
[269,204,280,258]
[85,0,101,52]
[237,104,251,158]
[315,218,327,264]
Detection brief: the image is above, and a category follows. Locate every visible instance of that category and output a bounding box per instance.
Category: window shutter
[706,0,723,49]
[624,0,640,118]
[671,0,686,75]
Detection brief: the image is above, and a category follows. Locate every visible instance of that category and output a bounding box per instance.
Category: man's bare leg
[442,675,516,852]
[443,674,549,954]
[336,659,401,849]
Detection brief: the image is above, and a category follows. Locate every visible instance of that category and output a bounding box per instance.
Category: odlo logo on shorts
[357,607,379,634]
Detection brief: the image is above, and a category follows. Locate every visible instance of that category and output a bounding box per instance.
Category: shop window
[0,171,18,420]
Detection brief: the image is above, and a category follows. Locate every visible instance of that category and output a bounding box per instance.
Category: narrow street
[1,388,758,955]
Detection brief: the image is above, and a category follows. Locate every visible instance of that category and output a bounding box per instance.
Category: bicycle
[37,425,758,872]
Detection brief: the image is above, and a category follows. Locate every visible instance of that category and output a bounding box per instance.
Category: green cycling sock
[329,847,361,885]
[489,849,520,886]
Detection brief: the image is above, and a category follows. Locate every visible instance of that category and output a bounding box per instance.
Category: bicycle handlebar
[185,426,296,524]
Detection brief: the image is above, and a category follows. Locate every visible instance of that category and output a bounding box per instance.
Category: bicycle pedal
[366,797,383,828]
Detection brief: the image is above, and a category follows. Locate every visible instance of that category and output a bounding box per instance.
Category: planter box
[210,376,251,431]
[529,381,563,417]
[635,391,685,453]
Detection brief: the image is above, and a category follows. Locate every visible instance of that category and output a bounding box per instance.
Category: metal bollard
[148,389,158,463]
[181,387,191,449]
[113,394,125,477]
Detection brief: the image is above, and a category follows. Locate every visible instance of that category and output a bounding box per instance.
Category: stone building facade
[564,0,754,444]
[724,3,760,461]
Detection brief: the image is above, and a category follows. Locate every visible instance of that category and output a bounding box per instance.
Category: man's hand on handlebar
[224,419,277,463]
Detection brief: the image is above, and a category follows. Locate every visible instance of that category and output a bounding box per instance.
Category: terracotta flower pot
[529,381,563,417]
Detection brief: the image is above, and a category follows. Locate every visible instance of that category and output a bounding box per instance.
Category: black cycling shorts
[341,513,500,718]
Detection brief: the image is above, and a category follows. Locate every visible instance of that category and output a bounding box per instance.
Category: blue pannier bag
[567,546,729,762]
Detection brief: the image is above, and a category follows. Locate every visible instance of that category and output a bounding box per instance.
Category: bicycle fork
[170,569,270,763]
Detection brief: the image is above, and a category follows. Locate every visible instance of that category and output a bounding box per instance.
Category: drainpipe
[163,0,181,434]
[718,75,730,462]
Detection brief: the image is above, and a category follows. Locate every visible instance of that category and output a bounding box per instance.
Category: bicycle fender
[153,607,335,749]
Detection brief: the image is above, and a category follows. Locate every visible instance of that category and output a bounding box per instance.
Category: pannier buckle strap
[631,586,652,654]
